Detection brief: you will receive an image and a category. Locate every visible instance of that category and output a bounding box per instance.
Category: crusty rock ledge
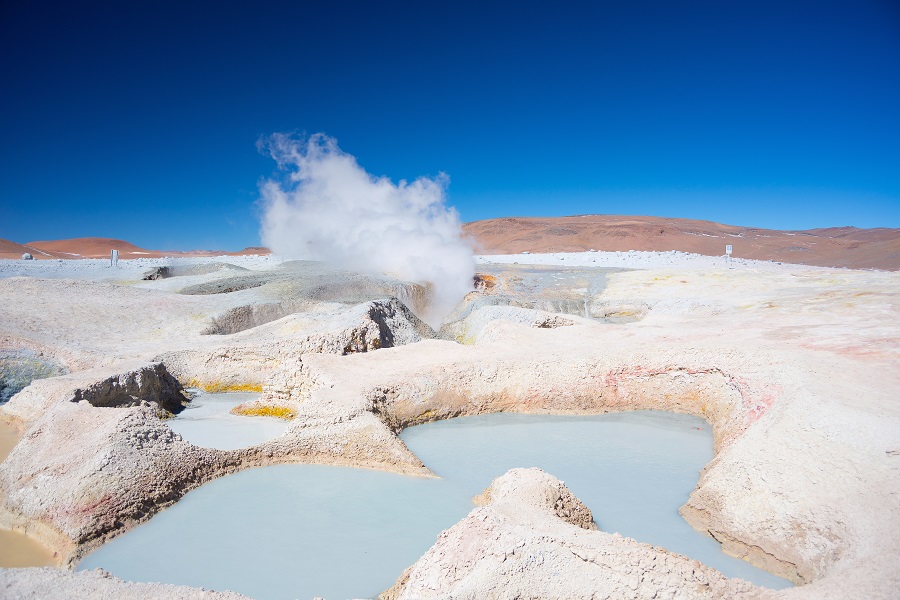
[0,567,250,600]
[380,468,771,600]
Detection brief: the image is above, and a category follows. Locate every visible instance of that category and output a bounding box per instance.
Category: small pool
[0,528,58,568]
[1,420,59,568]
[78,411,792,598]
[167,391,289,450]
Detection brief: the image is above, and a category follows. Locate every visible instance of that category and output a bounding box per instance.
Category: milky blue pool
[167,391,288,450]
[78,411,792,598]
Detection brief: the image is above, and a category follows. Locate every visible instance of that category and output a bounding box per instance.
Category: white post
[725,244,733,268]
[111,249,119,267]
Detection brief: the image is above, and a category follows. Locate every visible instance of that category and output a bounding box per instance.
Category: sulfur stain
[230,405,296,420]
[187,379,264,393]
[415,409,437,421]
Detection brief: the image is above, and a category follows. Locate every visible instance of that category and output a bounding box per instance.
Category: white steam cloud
[258,133,475,327]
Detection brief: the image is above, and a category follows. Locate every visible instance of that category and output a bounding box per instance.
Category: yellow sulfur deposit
[230,405,296,420]
[186,380,264,393]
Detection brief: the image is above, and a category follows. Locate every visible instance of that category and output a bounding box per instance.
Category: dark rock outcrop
[71,363,190,415]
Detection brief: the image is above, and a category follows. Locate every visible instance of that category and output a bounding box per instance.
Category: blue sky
[1,0,898,250]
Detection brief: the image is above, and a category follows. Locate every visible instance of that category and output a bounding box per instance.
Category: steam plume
[258,133,475,326]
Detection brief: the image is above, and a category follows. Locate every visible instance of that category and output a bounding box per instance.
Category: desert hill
[27,238,153,258]
[462,215,900,270]
[0,239,56,259]
[0,237,270,261]
[2,216,898,269]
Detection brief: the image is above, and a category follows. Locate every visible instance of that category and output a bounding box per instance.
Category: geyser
[258,133,475,326]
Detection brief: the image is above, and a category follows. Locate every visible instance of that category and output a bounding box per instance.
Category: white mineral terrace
[0,251,897,600]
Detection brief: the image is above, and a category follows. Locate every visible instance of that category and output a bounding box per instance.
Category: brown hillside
[1,237,271,260]
[26,238,153,258]
[463,215,900,270]
[0,239,62,260]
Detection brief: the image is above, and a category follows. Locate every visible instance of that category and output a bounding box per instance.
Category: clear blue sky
[1,0,898,250]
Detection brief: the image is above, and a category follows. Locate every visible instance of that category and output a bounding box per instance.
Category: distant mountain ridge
[0,237,269,260]
[461,215,900,270]
[27,237,151,257]
[2,216,898,269]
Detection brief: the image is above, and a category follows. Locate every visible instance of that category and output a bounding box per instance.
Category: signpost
[725,245,732,268]
[111,249,119,267]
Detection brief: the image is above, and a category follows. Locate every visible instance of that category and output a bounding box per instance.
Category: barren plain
[0,232,898,598]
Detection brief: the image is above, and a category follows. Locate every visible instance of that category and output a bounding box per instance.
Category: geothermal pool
[167,391,289,450]
[0,418,21,463]
[0,419,59,568]
[0,529,57,567]
[78,412,792,598]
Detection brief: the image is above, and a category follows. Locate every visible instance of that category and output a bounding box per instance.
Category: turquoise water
[78,411,792,598]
